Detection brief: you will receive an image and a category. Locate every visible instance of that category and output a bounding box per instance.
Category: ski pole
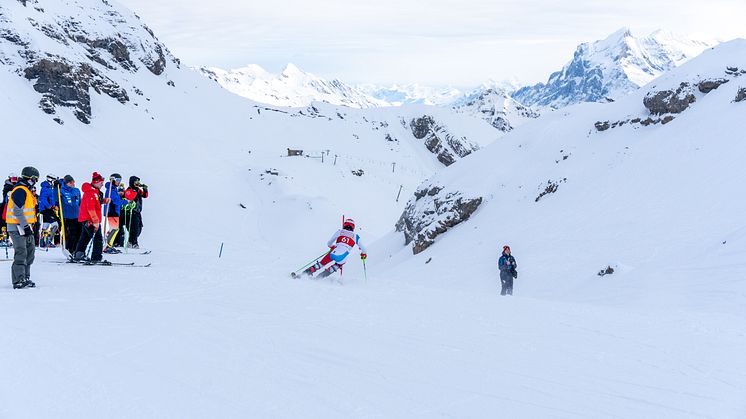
[362,259,368,283]
[56,183,69,259]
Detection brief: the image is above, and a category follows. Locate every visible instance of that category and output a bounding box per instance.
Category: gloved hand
[23,225,33,236]
[328,244,336,250]
[361,253,367,260]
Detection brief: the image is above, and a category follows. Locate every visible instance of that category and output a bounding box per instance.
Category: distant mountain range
[513,28,718,109]
[197,28,719,132]
[198,63,386,109]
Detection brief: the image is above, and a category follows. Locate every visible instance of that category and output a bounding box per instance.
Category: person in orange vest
[72,172,111,264]
[6,167,39,289]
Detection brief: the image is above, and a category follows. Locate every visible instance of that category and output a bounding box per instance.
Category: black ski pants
[75,223,104,261]
[64,218,81,255]
[500,273,513,296]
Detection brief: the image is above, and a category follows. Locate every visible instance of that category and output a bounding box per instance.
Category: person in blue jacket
[38,174,60,247]
[59,175,82,255]
[498,245,518,296]
[102,173,125,253]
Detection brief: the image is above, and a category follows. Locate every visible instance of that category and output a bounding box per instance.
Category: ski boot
[303,261,323,277]
[22,278,36,288]
[13,281,25,289]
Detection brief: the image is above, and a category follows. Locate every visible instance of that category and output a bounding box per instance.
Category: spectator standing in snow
[38,174,60,247]
[59,175,82,256]
[498,245,518,296]
[6,167,39,289]
[123,176,148,249]
[102,173,125,253]
[73,172,109,263]
[0,173,17,245]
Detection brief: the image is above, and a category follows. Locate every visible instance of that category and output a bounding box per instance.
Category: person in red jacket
[72,172,110,263]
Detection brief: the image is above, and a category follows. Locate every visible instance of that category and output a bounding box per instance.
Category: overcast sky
[117,0,746,87]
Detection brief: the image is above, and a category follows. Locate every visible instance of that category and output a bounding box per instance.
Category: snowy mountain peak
[199,63,386,108]
[513,28,718,109]
[0,0,178,124]
[280,62,304,78]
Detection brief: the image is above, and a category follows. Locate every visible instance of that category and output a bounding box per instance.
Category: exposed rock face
[697,78,729,93]
[409,116,478,166]
[1,0,178,124]
[735,88,746,103]
[396,182,483,254]
[451,87,539,133]
[643,82,696,115]
[24,58,128,123]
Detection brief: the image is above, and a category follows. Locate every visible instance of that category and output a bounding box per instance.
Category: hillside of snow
[1,0,745,418]
[199,63,387,109]
[513,28,718,109]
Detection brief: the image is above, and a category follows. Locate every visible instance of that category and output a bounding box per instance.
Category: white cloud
[116,0,746,86]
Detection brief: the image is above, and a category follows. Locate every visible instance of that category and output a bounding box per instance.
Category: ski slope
[1,1,745,417]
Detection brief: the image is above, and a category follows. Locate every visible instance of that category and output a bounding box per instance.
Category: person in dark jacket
[6,167,39,289]
[59,175,82,255]
[123,175,148,249]
[0,173,17,246]
[498,245,518,296]
[102,173,125,253]
[73,172,110,263]
[38,174,60,247]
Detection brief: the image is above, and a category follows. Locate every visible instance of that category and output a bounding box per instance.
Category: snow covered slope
[199,63,387,109]
[513,28,718,109]
[1,1,744,417]
[389,38,746,312]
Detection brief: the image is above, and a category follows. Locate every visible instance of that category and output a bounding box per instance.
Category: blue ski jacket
[59,183,81,219]
[38,180,58,211]
[102,181,125,216]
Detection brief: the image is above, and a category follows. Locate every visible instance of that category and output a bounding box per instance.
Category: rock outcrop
[643,82,697,115]
[409,116,478,166]
[396,182,483,254]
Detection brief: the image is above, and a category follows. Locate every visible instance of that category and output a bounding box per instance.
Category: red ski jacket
[78,182,102,225]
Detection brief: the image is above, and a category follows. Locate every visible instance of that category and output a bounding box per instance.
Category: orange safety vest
[5,185,37,225]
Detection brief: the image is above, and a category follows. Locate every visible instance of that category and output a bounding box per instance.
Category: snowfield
[1,1,745,417]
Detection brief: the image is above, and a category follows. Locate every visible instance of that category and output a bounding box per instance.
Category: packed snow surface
[0,1,744,417]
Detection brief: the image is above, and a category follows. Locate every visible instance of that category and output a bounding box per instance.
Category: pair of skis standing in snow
[294,218,367,280]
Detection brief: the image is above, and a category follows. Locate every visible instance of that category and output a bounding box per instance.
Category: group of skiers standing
[1,167,149,289]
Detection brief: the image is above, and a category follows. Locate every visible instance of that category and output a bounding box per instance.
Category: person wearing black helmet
[6,167,40,289]
[498,245,518,296]
[122,175,148,249]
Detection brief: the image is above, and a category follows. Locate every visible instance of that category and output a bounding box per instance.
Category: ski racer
[303,218,367,278]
